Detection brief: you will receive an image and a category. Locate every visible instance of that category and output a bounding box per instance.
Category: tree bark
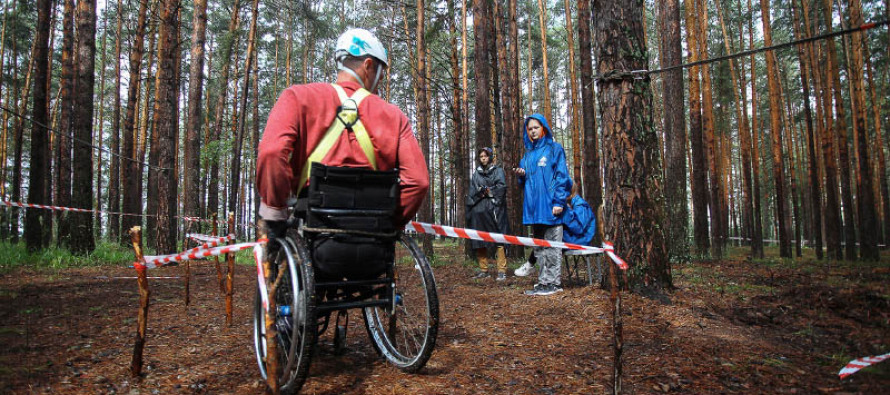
[536,0,551,121]
[759,0,791,258]
[821,0,856,260]
[417,0,433,256]
[24,0,53,251]
[578,0,600,216]
[108,0,123,239]
[184,0,207,219]
[593,0,669,290]
[228,0,258,226]
[715,0,753,257]
[120,0,150,243]
[685,0,709,255]
[846,0,878,260]
[864,44,890,247]
[448,0,466,230]
[698,0,724,257]
[69,0,97,253]
[473,0,492,149]
[660,0,687,259]
[564,0,581,185]
[56,0,75,246]
[791,0,822,259]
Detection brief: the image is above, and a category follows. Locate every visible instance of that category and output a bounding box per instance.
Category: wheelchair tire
[253,236,317,394]
[363,235,439,373]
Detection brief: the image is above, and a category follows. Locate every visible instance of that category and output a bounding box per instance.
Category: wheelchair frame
[253,216,439,394]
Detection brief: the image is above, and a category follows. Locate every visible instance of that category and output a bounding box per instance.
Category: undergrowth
[0,240,136,273]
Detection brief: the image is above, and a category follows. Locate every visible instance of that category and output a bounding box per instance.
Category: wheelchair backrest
[306,163,400,233]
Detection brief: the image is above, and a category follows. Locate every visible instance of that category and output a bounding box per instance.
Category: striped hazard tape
[406,221,628,270]
[2,200,221,223]
[186,233,234,243]
[137,240,265,270]
[838,352,890,379]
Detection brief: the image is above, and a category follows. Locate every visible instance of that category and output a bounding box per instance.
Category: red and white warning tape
[186,233,234,243]
[406,221,628,270]
[137,240,264,270]
[838,352,890,379]
[182,234,236,255]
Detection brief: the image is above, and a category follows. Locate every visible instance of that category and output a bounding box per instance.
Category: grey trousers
[532,224,562,286]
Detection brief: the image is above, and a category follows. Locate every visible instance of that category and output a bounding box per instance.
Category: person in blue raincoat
[562,183,596,245]
[513,113,572,296]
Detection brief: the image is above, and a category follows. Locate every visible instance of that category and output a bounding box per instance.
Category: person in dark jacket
[513,113,572,296]
[467,147,509,281]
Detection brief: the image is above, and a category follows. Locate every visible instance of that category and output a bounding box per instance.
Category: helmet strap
[368,62,384,93]
[338,63,366,90]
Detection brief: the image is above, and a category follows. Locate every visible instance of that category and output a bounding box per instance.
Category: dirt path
[0,249,887,393]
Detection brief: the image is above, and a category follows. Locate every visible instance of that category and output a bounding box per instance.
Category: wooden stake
[212,212,224,293]
[225,212,235,326]
[258,220,279,394]
[129,226,150,377]
[608,241,622,394]
[182,221,192,306]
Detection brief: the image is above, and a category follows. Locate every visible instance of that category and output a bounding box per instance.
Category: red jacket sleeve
[395,113,430,226]
[257,89,301,221]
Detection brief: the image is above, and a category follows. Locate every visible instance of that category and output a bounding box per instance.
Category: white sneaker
[514,261,535,277]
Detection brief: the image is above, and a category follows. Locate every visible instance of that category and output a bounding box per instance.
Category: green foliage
[0,240,134,273]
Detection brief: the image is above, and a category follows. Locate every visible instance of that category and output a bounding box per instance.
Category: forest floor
[0,242,888,394]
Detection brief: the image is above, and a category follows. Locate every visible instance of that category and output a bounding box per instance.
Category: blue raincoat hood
[523,113,554,150]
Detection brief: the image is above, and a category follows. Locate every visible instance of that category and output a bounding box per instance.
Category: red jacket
[257,81,429,226]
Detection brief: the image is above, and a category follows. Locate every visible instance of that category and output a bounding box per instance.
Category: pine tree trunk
[821,0,856,260]
[56,0,75,246]
[448,0,466,230]
[228,0,258,226]
[563,0,581,185]
[506,0,524,250]
[417,0,433,256]
[473,0,492,149]
[715,0,753,257]
[208,0,242,219]
[660,0,687,259]
[698,0,723,257]
[746,0,764,258]
[791,0,822,259]
[536,0,551,121]
[120,0,150,243]
[864,45,890,246]
[108,0,122,239]
[184,0,207,219]
[846,0,879,260]
[578,0,600,217]
[759,0,791,258]
[69,0,97,254]
[593,0,669,290]
[24,0,53,251]
[685,0,709,255]
[95,16,108,238]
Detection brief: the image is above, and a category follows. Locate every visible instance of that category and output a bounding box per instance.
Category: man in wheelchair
[254,28,434,393]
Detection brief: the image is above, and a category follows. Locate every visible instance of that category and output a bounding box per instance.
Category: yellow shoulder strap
[296,84,378,194]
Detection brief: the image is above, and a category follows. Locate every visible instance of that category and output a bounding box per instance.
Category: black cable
[0,104,172,171]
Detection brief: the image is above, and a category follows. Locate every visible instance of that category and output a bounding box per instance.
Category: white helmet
[334,28,388,92]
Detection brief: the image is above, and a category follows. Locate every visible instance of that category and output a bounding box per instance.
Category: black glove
[264,220,288,240]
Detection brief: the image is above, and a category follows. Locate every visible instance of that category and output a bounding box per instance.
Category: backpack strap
[296,84,378,194]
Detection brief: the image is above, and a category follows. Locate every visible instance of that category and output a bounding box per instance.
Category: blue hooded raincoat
[562,195,596,245]
[518,113,572,226]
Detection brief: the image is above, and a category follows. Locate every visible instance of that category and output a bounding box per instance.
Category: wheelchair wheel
[253,236,316,394]
[363,234,439,372]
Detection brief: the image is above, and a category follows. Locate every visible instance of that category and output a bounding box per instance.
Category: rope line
[0,104,173,171]
[593,19,889,81]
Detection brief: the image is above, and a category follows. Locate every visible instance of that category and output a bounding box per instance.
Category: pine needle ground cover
[0,242,887,393]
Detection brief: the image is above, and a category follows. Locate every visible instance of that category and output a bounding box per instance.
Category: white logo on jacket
[537,156,548,167]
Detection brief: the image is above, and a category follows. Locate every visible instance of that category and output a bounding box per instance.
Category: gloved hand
[263,220,288,240]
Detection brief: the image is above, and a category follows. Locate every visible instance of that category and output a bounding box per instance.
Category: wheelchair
[252,163,439,394]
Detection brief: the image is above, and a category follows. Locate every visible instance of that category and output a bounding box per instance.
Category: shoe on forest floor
[514,261,535,277]
[496,273,507,282]
[524,283,563,296]
[474,271,490,279]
